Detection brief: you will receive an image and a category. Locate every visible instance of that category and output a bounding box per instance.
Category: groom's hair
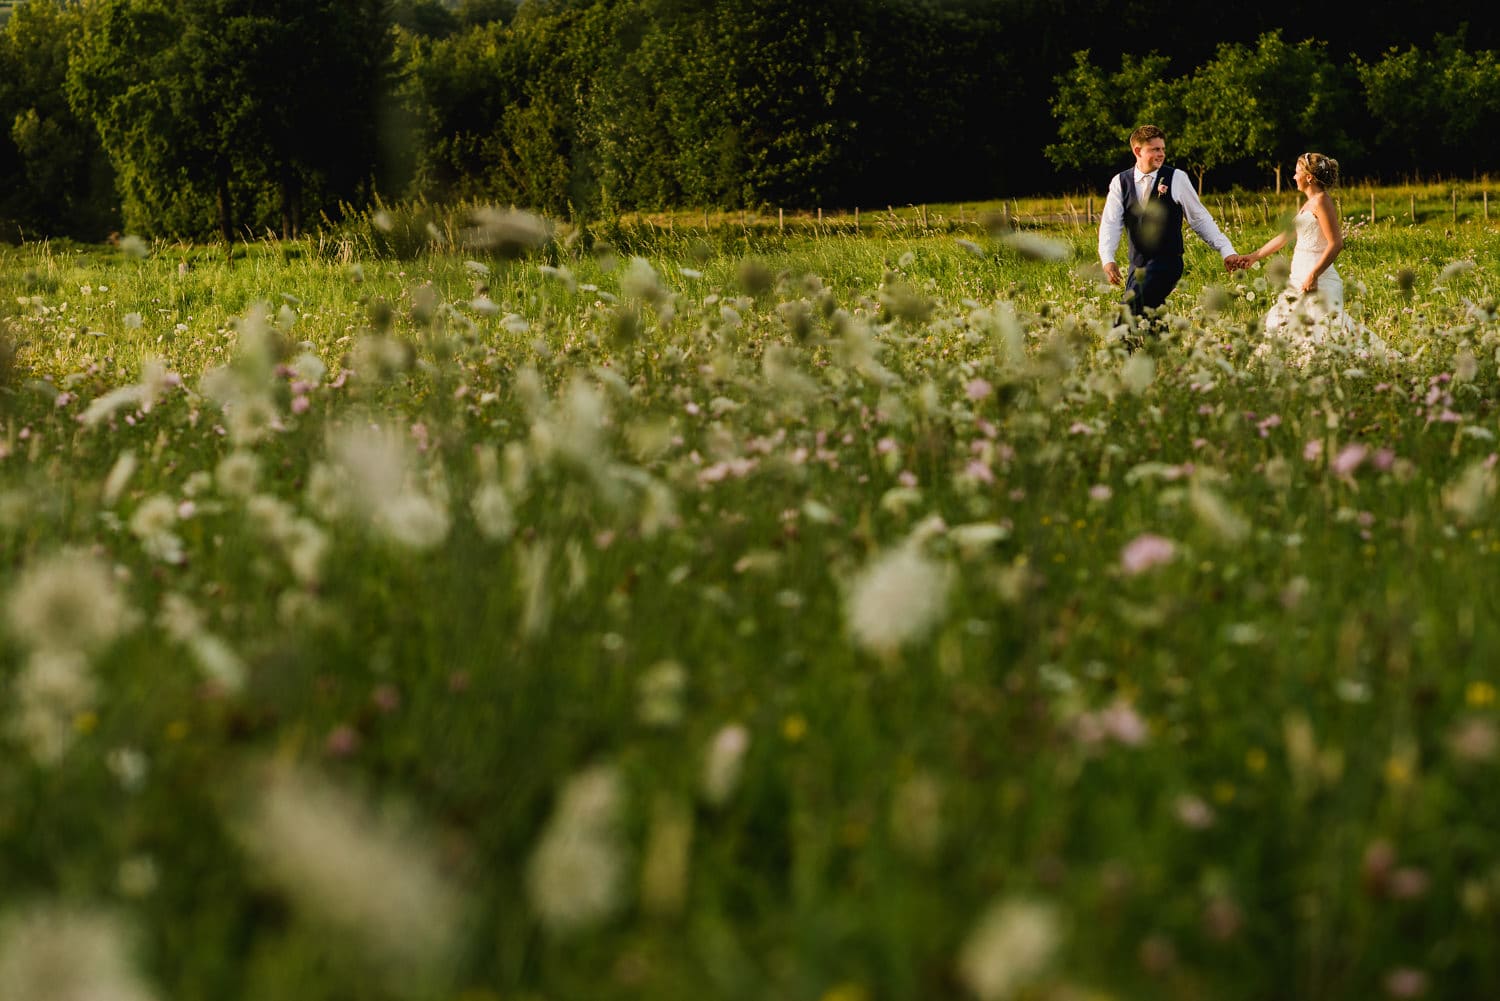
[1129,125,1165,148]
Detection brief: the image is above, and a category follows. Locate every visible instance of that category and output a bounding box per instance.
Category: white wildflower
[187,634,245,692]
[11,650,97,764]
[119,234,150,259]
[1002,232,1071,262]
[636,660,687,728]
[0,905,160,1001]
[374,492,450,550]
[956,898,1064,1001]
[1188,480,1249,544]
[290,351,327,385]
[620,256,669,308]
[231,762,464,975]
[128,495,183,564]
[526,766,628,935]
[470,482,515,540]
[328,424,412,512]
[1445,460,1496,522]
[845,542,950,656]
[8,549,132,655]
[280,519,329,585]
[1121,353,1155,395]
[102,451,138,507]
[701,723,751,807]
[517,540,552,639]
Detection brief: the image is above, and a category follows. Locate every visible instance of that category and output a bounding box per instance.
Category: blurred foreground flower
[229,762,465,982]
[1119,534,1176,576]
[702,723,751,807]
[462,206,551,258]
[956,897,1063,1000]
[7,548,132,656]
[845,542,950,657]
[527,766,629,935]
[0,904,159,1001]
[1001,232,1071,262]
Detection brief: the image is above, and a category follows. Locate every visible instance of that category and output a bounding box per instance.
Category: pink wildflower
[1332,443,1368,478]
[1120,534,1175,576]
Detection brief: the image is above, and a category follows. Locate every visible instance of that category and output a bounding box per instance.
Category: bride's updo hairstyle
[1299,153,1340,189]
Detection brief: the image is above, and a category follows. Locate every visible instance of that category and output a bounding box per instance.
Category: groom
[1098,125,1246,319]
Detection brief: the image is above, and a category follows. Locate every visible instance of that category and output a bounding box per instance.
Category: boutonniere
[1157,182,1169,195]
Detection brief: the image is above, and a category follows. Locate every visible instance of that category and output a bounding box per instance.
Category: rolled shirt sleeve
[1098,178,1125,267]
[1172,171,1236,258]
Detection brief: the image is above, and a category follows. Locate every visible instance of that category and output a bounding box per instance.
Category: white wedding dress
[1260,208,1349,360]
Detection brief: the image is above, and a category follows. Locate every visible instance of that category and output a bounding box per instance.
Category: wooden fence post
[854,207,860,232]
[1409,194,1415,222]
[778,207,784,234]
[1370,191,1376,224]
[1453,188,1459,224]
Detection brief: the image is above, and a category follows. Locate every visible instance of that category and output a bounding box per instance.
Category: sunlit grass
[2,204,1500,1000]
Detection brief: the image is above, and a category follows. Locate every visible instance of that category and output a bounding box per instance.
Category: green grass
[2,203,1500,1000]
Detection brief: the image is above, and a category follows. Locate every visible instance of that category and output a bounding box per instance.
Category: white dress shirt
[1098,167,1236,266]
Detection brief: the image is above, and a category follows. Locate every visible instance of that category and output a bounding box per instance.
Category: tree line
[2,0,1499,243]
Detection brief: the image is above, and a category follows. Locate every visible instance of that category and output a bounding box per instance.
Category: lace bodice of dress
[1292,209,1326,255]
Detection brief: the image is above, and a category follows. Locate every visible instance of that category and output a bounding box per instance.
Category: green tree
[1358,32,1500,176]
[69,0,389,241]
[1181,31,1357,192]
[0,0,116,240]
[1045,49,1179,176]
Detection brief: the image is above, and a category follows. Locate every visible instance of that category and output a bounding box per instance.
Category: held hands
[1224,254,1253,272]
[1103,262,1123,286]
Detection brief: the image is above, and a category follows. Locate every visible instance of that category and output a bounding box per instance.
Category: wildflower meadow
[4,197,1500,1001]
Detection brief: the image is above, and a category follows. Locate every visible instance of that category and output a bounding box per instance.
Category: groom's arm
[1098,179,1125,284]
[1173,173,1236,259]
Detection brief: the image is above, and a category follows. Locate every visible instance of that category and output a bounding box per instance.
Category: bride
[1243,153,1348,355]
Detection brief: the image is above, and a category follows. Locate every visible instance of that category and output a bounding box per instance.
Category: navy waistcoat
[1119,165,1184,268]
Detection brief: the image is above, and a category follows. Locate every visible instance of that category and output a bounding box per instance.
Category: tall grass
[1,204,1499,1000]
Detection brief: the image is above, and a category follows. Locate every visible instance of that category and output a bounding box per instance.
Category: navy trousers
[1125,257,1184,316]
